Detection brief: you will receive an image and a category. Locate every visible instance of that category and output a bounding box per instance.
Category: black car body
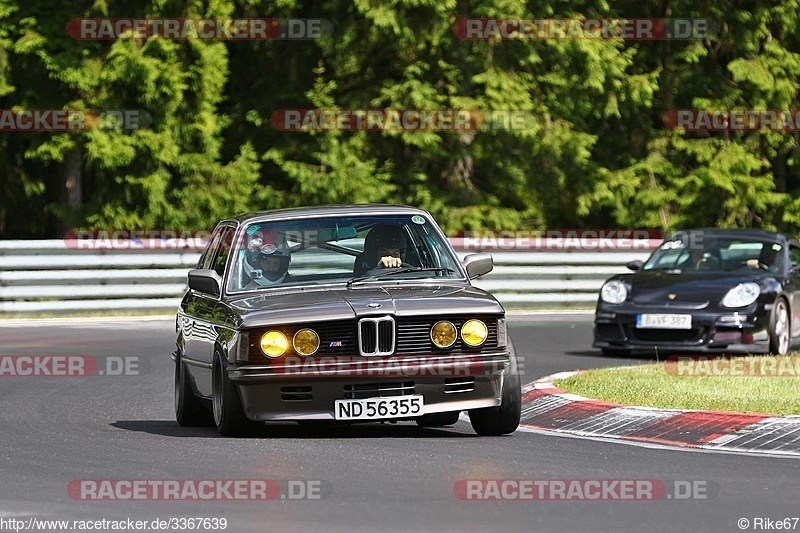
[593,229,800,355]
[173,205,521,436]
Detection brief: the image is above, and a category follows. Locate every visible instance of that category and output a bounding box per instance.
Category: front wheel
[212,353,262,437]
[469,371,521,436]
[769,298,791,355]
[468,341,521,436]
[174,353,212,427]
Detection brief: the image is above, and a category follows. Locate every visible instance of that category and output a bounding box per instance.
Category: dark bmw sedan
[173,205,520,436]
[594,229,800,356]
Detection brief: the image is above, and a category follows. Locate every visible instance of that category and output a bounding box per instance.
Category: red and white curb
[520,372,800,457]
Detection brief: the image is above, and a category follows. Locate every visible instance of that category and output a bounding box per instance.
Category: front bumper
[593,303,772,353]
[228,352,511,421]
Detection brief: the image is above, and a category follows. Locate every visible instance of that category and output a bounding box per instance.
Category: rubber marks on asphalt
[520,372,800,456]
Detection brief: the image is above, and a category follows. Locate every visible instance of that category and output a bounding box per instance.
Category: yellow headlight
[261,331,289,358]
[293,328,320,356]
[461,319,488,347]
[430,321,457,348]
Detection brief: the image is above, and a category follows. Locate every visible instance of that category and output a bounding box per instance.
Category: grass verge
[553,355,800,416]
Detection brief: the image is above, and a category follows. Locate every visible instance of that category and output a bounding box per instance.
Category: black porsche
[593,229,800,355]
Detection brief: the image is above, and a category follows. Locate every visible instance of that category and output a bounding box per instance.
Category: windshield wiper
[346,267,455,288]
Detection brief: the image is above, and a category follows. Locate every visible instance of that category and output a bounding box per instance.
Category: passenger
[677,248,719,270]
[243,230,291,287]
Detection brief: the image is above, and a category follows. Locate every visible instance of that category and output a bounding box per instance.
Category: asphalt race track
[0,313,798,533]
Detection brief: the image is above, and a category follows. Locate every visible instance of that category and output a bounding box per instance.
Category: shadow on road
[111,420,477,439]
[563,348,771,369]
[565,350,662,362]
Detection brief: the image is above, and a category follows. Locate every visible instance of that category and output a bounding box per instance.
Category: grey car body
[173,205,521,436]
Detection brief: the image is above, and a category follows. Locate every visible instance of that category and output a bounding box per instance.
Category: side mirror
[626,260,644,271]
[463,253,493,279]
[188,269,221,296]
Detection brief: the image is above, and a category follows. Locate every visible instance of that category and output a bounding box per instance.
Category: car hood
[228,284,503,327]
[624,270,771,306]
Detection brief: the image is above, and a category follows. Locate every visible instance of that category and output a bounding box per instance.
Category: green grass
[553,355,800,416]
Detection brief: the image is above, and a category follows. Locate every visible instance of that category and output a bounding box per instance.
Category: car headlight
[461,319,488,347]
[261,331,289,358]
[722,283,760,308]
[292,328,320,356]
[600,280,628,304]
[431,321,457,348]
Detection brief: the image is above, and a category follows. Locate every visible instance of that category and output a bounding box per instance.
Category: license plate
[636,314,692,329]
[334,395,424,421]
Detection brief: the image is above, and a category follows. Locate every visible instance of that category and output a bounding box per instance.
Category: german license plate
[334,395,423,420]
[636,314,692,329]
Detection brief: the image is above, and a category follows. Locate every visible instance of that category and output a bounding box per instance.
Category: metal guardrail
[0,240,654,314]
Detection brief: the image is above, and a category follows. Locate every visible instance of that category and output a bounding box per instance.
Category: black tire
[468,342,521,436]
[174,353,213,427]
[212,353,262,437]
[469,371,521,436]
[416,411,461,428]
[769,298,791,355]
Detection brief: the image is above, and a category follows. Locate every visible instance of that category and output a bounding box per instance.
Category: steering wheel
[378,262,415,270]
[363,262,415,276]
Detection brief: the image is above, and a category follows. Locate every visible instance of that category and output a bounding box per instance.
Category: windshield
[643,235,784,273]
[226,213,463,292]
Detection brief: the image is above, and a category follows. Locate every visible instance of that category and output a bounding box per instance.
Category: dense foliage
[1,0,798,237]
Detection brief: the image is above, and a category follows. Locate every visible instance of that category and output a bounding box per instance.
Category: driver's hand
[746,259,759,268]
[378,256,402,268]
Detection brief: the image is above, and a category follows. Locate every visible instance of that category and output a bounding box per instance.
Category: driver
[748,244,781,272]
[243,230,291,287]
[354,225,408,275]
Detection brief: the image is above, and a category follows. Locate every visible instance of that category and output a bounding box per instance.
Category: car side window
[199,227,224,269]
[790,245,800,268]
[210,227,234,277]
